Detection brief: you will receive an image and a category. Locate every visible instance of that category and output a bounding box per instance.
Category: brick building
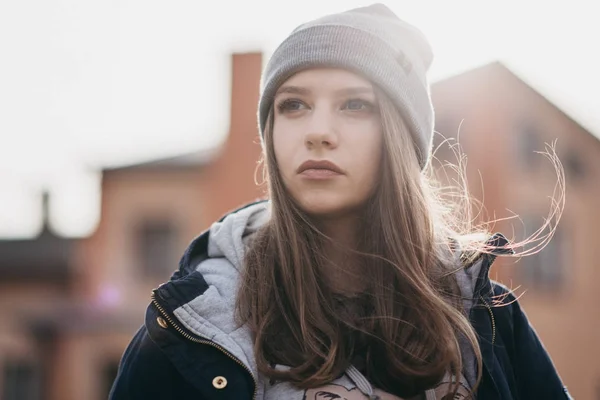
[431,62,600,399]
[0,52,265,400]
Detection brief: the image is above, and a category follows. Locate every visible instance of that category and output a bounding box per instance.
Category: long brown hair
[236,88,562,398]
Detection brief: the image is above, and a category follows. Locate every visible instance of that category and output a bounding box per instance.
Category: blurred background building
[431,62,600,399]
[0,53,265,400]
[0,52,598,399]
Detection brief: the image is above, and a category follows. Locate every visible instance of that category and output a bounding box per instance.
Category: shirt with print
[263,367,471,400]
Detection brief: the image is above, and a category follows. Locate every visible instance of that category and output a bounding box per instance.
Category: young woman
[110,4,571,399]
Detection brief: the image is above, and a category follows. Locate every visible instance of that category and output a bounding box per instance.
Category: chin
[295,194,359,220]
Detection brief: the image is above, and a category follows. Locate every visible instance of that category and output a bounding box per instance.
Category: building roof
[0,193,75,282]
[432,61,599,143]
[431,59,600,143]
[102,147,220,173]
[502,60,600,143]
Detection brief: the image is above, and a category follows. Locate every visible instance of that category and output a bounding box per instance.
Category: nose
[304,109,338,150]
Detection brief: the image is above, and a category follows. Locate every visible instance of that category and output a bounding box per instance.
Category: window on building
[515,120,543,170]
[135,218,179,279]
[515,120,546,169]
[518,215,566,290]
[2,360,41,400]
[564,149,586,182]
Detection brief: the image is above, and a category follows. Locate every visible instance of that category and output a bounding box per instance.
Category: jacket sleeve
[109,325,204,400]
[493,284,573,399]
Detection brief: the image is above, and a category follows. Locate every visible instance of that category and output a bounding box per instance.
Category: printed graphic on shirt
[302,384,401,399]
[431,381,470,399]
[266,367,471,400]
[300,381,471,400]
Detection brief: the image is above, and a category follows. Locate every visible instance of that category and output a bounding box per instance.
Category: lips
[296,160,344,175]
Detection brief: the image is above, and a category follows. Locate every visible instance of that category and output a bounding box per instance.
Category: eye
[276,99,307,113]
[343,99,374,111]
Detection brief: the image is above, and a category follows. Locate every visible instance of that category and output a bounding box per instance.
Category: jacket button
[156,317,168,329]
[212,376,227,389]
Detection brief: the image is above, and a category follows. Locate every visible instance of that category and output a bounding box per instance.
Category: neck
[316,214,365,296]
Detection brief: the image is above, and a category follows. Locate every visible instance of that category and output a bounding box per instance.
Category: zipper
[151,290,258,400]
[479,295,496,345]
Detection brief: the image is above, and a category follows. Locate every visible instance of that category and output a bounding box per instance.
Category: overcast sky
[0,0,597,238]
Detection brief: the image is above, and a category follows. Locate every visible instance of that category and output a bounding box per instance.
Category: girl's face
[272,68,383,219]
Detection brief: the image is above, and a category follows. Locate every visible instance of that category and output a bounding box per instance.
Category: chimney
[40,190,52,235]
[228,52,263,143]
[203,52,266,216]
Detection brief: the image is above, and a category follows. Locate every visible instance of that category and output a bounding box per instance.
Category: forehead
[278,68,373,93]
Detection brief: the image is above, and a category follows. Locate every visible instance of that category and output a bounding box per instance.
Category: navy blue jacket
[109,204,573,400]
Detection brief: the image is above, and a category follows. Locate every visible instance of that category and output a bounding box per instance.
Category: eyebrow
[275,85,311,97]
[334,86,374,96]
[274,85,374,97]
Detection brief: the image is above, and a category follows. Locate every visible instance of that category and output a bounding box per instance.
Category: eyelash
[344,99,375,111]
[276,98,375,113]
[277,99,305,113]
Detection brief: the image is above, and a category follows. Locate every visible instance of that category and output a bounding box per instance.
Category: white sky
[0,0,598,238]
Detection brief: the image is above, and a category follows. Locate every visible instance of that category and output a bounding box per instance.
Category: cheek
[272,121,297,180]
[350,127,383,185]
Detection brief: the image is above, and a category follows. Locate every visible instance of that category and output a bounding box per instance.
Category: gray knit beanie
[258,3,435,169]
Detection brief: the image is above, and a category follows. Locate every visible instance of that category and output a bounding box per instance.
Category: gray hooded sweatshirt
[170,202,483,400]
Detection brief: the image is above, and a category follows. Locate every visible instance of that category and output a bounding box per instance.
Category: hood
[207,201,271,268]
[169,202,271,397]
